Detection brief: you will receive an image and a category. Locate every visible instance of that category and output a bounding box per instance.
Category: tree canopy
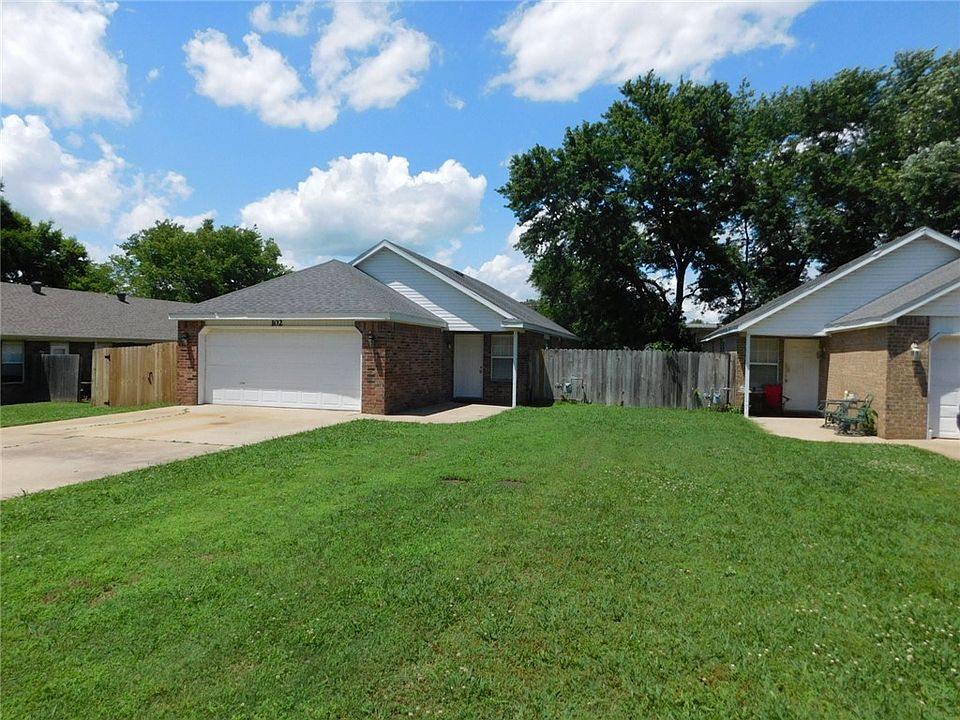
[110,219,290,303]
[500,49,960,347]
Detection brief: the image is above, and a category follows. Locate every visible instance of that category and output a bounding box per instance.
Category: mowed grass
[0,401,171,428]
[2,405,958,719]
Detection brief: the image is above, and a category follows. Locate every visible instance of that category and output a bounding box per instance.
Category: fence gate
[29,354,81,402]
[533,348,736,409]
[93,342,177,407]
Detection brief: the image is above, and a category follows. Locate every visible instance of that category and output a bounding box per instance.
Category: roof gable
[352,241,576,338]
[704,227,960,340]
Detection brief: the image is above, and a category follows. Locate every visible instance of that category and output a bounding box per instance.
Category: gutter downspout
[744,333,752,418]
[511,331,519,408]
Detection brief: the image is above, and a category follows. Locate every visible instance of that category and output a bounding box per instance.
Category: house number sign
[271,319,284,327]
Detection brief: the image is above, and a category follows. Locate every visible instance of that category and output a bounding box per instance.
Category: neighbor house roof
[825,258,960,332]
[703,227,960,341]
[353,241,577,339]
[168,260,446,327]
[0,282,191,342]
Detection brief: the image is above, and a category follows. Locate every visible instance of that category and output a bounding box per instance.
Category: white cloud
[443,91,466,111]
[0,114,127,229]
[0,114,214,249]
[114,197,215,240]
[0,1,132,124]
[240,153,486,256]
[490,1,811,101]
[185,2,431,131]
[147,67,161,81]
[184,30,338,131]
[462,225,537,301]
[250,1,315,36]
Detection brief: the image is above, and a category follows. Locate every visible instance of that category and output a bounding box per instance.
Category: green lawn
[0,401,172,428]
[2,405,958,719]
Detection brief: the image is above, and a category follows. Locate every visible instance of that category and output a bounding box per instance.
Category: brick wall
[480,332,547,406]
[356,321,451,414]
[175,320,203,405]
[825,327,888,434]
[885,316,929,439]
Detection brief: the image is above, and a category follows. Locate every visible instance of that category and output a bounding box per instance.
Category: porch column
[744,333,752,417]
[511,331,519,408]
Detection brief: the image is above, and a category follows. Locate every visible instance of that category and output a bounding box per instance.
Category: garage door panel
[204,329,361,411]
[931,337,959,439]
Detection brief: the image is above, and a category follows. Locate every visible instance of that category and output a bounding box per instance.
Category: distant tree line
[1,194,289,302]
[500,49,960,348]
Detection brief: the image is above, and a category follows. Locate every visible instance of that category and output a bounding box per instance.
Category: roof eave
[499,319,578,340]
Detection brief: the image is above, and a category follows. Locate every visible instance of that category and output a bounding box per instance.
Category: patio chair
[762,384,790,414]
[836,395,875,435]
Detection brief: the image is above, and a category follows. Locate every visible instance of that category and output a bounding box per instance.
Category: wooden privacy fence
[93,342,177,407]
[532,348,737,409]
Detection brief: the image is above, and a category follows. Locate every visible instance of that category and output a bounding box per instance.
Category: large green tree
[110,219,290,302]
[0,197,115,291]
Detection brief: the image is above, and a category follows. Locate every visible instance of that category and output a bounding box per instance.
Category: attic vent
[30,281,42,294]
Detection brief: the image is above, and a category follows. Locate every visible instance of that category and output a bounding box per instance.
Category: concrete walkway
[1,402,509,499]
[751,416,960,461]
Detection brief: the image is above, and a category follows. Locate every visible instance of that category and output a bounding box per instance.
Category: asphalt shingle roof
[827,258,960,328]
[169,260,443,324]
[391,243,577,338]
[1,282,191,341]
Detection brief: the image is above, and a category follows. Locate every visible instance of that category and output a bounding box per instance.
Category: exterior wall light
[910,341,921,362]
[366,330,376,345]
[178,331,190,346]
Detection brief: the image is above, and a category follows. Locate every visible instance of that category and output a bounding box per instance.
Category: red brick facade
[356,321,453,414]
[175,320,204,405]
[480,332,549,406]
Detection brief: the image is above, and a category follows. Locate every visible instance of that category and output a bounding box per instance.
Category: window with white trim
[748,337,780,390]
[491,334,513,382]
[1,341,25,384]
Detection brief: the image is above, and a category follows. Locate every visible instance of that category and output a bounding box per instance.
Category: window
[1,341,24,384]
[748,337,780,390]
[491,334,514,382]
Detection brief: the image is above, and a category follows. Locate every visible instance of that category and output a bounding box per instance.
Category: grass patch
[0,401,171,428]
[2,405,958,718]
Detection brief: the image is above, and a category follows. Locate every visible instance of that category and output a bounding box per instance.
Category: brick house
[702,227,959,440]
[170,241,576,415]
[1,282,191,404]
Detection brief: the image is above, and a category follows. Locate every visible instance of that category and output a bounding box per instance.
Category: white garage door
[930,336,960,439]
[203,328,362,410]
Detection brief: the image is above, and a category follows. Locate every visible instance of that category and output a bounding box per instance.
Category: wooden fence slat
[91,342,177,407]
[532,348,736,410]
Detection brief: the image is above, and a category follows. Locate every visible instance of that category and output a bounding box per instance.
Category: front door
[453,334,483,398]
[783,338,820,412]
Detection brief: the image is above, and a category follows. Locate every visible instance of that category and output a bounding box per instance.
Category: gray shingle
[827,258,960,328]
[1,283,191,341]
[170,260,443,324]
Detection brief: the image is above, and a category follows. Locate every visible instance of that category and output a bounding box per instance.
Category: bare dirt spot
[499,479,525,488]
[90,587,116,606]
[441,475,470,484]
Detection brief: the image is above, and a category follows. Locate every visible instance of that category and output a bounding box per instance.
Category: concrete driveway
[1,402,508,499]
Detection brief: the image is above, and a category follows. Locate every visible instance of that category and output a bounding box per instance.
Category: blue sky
[1,1,957,309]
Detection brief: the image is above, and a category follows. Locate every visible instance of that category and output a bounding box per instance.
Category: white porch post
[744,333,752,417]
[511,331,519,408]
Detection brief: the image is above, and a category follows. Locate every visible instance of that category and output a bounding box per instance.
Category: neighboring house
[702,227,960,440]
[170,240,576,415]
[1,282,192,404]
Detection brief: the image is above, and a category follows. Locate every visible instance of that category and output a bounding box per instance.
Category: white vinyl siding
[357,250,506,332]
[490,334,513,381]
[750,237,959,336]
[908,287,960,318]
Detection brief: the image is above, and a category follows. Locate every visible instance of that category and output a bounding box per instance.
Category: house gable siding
[907,287,960,318]
[749,236,959,337]
[356,250,507,332]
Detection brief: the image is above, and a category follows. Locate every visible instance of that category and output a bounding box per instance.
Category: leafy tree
[0,197,109,290]
[501,123,682,348]
[111,219,290,302]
